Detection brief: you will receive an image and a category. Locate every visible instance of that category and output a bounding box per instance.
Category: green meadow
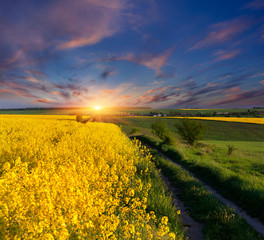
[111,116,264,224]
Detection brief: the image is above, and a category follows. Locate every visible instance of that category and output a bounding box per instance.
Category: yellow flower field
[167,117,264,125]
[0,115,174,240]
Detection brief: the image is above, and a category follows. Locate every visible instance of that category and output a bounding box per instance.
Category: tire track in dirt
[162,174,204,240]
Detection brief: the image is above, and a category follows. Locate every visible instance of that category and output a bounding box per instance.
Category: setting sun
[93,106,102,110]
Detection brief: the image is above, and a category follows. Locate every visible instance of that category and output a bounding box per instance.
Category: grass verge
[134,141,186,239]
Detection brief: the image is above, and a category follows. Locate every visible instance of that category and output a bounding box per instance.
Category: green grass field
[112,117,264,142]
[110,116,264,224]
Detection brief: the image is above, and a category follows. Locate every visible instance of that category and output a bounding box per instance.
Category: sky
[0,0,264,109]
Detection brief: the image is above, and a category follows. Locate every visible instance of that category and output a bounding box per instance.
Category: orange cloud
[59,34,112,49]
[23,76,42,84]
[120,95,131,99]
[102,89,115,94]
[153,80,164,85]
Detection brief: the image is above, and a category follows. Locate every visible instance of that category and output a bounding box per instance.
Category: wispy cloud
[0,50,24,70]
[58,34,114,50]
[180,77,197,90]
[169,73,251,107]
[218,73,233,80]
[0,0,156,75]
[210,88,264,106]
[0,81,38,98]
[0,0,126,52]
[250,72,264,78]
[135,86,180,104]
[242,0,264,10]
[22,76,44,84]
[189,17,252,50]
[49,0,127,49]
[34,98,54,103]
[213,49,241,61]
[153,80,164,85]
[260,80,264,85]
[120,95,131,99]
[226,87,241,92]
[24,69,46,78]
[103,46,175,76]
[0,75,90,104]
[100,67,117,79]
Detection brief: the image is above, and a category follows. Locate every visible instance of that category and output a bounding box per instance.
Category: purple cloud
[24,69,46,78]
[103,46,175,76]
[0,74,90,104]
[189,17,252,50]
[242,0,264,10]
[213,49,241,61]
[135,86,181,104]
[34,98,54,104]
[250,72,264,78]
[0,50,24,71]
[210,88,264,106]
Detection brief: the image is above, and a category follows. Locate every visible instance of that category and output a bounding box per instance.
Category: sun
[93,106,102,110]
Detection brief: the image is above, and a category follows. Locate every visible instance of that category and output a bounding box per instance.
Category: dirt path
[155,149,264,238]
[162,175,204,240]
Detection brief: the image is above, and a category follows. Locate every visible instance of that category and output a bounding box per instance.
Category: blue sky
[0,0,263,108]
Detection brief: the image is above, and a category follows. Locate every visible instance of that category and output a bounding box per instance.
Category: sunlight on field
[93,105,102,110]
[0,115,175,239]
[168,117,264,125]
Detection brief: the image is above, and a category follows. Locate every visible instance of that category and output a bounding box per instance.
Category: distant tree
[76,114,83,122]
[151,120,175,145]
[175,118,206,146]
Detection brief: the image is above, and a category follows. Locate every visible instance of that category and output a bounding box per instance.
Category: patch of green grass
[112,117,264,142]
[145,144,263,240]
[203,140,264,152]
[196,119,264,141]
[136,135,264,225]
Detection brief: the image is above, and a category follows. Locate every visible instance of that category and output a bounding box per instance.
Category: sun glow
[93,106,102,110]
